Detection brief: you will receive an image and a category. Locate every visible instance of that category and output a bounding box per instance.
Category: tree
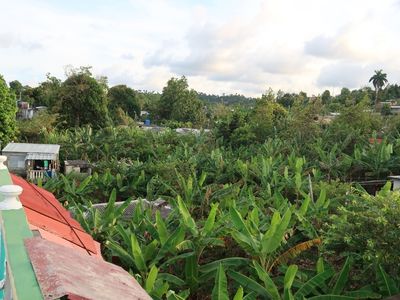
[58,70,110,128]
[381,84,400,101]
[261,88,275,102]
[159,76,205,125]
[252,98,287,141]
[277,93,296,108]
[20,85,40,106]
[284,100,322,144]
[9,80,23,98]
[381,103,392,116]
[140,91,161,120]
[108,85,141,123]
[369,69,388,109]
[321,90,331,104]
[337,87,351,105]
[0,75,17,144]
[18,111,58,142]
[34,74,62,110]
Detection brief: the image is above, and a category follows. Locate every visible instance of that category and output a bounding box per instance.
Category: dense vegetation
[2,68,400,299]
[0,75,17,145]
[39,121,400,299]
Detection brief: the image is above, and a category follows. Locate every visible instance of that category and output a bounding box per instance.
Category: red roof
[11,174,100,257]
[25,237,151,300]
[10,174,150,299]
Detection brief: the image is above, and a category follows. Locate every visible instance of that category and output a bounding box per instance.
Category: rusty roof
[11,174,100,256]
[25,238,152,300]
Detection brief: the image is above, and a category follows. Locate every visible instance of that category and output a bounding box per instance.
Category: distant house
[16,101,47,120]
[64,160,92,176]
[2,143,60,181]
[16,101,34,119]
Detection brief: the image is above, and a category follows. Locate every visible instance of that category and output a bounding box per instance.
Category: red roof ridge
[11,173,100,256]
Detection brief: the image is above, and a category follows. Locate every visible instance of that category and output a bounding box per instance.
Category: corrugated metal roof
[11,174,100,256]
[26,153,57,160]
[2,143,60,154]
[25,238,152,300]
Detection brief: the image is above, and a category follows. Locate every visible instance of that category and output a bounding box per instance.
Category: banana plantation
[37,105,400,300]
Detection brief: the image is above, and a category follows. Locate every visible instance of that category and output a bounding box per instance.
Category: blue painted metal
[0,229,6,299]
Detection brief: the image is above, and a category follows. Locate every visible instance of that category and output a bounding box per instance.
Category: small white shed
[2,143,60,181]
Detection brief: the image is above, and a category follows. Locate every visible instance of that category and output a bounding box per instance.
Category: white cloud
[0,0,400,96]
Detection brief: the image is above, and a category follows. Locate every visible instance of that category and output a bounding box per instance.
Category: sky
[1,0,400,97]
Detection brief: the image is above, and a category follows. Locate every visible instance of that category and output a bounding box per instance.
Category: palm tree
[369,69,388,110]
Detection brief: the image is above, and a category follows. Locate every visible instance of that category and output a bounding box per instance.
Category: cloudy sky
[1,0,400,96]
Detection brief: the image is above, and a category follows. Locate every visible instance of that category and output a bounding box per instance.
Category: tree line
[0,67,397,145]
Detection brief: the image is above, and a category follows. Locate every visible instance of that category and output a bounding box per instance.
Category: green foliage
[159,76,205,125]
[283,100,322,144]
[39,125,400,298]
[198,92,256,107]
[381,103,392,116]
[34,74,62,110]
[70,188,133,244]
[9,80,24,97]
[212,264,229,300]
[376,264,400,298]
[17,111,58,142]
[351,140,396,179]
[324,185,400,276]
[0,75,17,144]
[35,88,400,299]
[229,206,293,270]
[108,85,141,122]
[59,70,110,128]
[251,99,287,141]
[230,259,380,300]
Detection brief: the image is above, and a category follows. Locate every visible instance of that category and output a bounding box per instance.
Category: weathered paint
[25,237,152,300]
[0,169,43,300]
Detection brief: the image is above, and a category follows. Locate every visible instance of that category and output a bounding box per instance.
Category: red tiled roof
[11,174,100,257]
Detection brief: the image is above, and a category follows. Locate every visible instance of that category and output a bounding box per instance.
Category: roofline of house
[0,169,43,300]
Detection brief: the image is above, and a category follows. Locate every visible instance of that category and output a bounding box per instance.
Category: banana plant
[106,198,247,296]
[106,202,188,271]
[248,156,283,197]
[314,140,346,181]
[353,140,396,179]
[44,173,94,205]
[175,196,227,292]
[376,265,400,298]
[211,264,253,300]
[161,170,208,211]
[105,211,189,298]
[228,262,298,300]
[229,205,292,270]
[212,264,229,300]
[295,182,330,239]
[71,188,132,243]
[229,258,381,299]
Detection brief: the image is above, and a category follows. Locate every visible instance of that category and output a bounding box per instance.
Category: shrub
[324,184,400,276]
